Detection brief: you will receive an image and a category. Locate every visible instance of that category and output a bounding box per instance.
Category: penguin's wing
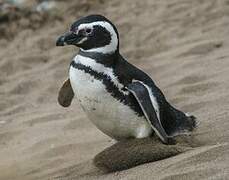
[58,78,74,107]
[127,81,174,144]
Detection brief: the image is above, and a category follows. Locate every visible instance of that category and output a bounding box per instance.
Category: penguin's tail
[162,104,198,136]
[183,113,198,132]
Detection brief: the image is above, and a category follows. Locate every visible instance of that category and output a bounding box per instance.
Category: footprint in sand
[173,75,207,86]
[179,82,218,95]
[181,101,208,113]
[180,41,223,57]
[0,131,21,146]
[23,113,64,127]
[10,80,38,95]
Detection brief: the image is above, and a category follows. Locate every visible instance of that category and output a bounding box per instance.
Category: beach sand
[0,0,229,179]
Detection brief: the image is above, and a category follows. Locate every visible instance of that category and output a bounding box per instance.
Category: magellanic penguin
[56,15,197,144]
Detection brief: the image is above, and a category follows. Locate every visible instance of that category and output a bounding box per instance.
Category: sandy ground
[1,0,229,179]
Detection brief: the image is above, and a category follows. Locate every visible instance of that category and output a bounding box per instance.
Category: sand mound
[0,0,229,179]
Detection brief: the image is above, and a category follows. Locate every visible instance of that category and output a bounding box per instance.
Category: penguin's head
[56,15,119,54]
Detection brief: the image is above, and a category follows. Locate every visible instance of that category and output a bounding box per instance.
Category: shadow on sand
[53,135,201,179]
[93,135,200,172]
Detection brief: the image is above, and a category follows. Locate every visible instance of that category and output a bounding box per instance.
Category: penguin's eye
[76,28,93,36]
[84,28,92,35]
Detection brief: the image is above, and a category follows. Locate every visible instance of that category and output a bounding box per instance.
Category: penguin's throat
[77,49,118,67]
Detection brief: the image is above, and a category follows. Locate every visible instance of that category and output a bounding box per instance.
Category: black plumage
[57,14,197,144]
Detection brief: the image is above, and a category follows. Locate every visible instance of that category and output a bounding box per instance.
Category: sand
[0,0,229,179]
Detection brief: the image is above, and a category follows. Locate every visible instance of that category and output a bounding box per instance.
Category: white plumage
[69,55,152,140]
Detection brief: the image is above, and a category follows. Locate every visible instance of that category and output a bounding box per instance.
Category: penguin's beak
[56,31,80,46]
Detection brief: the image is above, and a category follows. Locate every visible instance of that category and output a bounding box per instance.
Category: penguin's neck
[78,49,119,68]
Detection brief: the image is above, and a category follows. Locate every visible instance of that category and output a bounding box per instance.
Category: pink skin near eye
[71,27,78,34]
[72,27,92,36]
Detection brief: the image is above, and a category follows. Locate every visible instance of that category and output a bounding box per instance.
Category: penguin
[56,14,196,144]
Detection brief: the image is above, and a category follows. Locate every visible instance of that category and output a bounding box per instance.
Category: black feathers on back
[113,54,197,135]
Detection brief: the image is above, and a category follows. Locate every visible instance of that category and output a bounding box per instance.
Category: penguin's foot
[166,137,176,145]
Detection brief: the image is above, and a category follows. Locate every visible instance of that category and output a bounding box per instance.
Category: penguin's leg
[127,82,174,145]
[58,78,74,107]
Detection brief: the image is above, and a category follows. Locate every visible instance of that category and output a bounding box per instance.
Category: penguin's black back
[113,54,197,135]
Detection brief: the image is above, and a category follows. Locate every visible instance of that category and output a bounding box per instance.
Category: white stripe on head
[74,55,128,95]
[77,37,88,45]
[78,21,118,54]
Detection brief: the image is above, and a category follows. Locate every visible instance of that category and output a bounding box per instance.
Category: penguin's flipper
[127,81,174,145]
[58,78,74,107]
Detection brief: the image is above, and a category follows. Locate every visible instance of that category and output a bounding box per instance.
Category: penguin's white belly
[69,66,152,140]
